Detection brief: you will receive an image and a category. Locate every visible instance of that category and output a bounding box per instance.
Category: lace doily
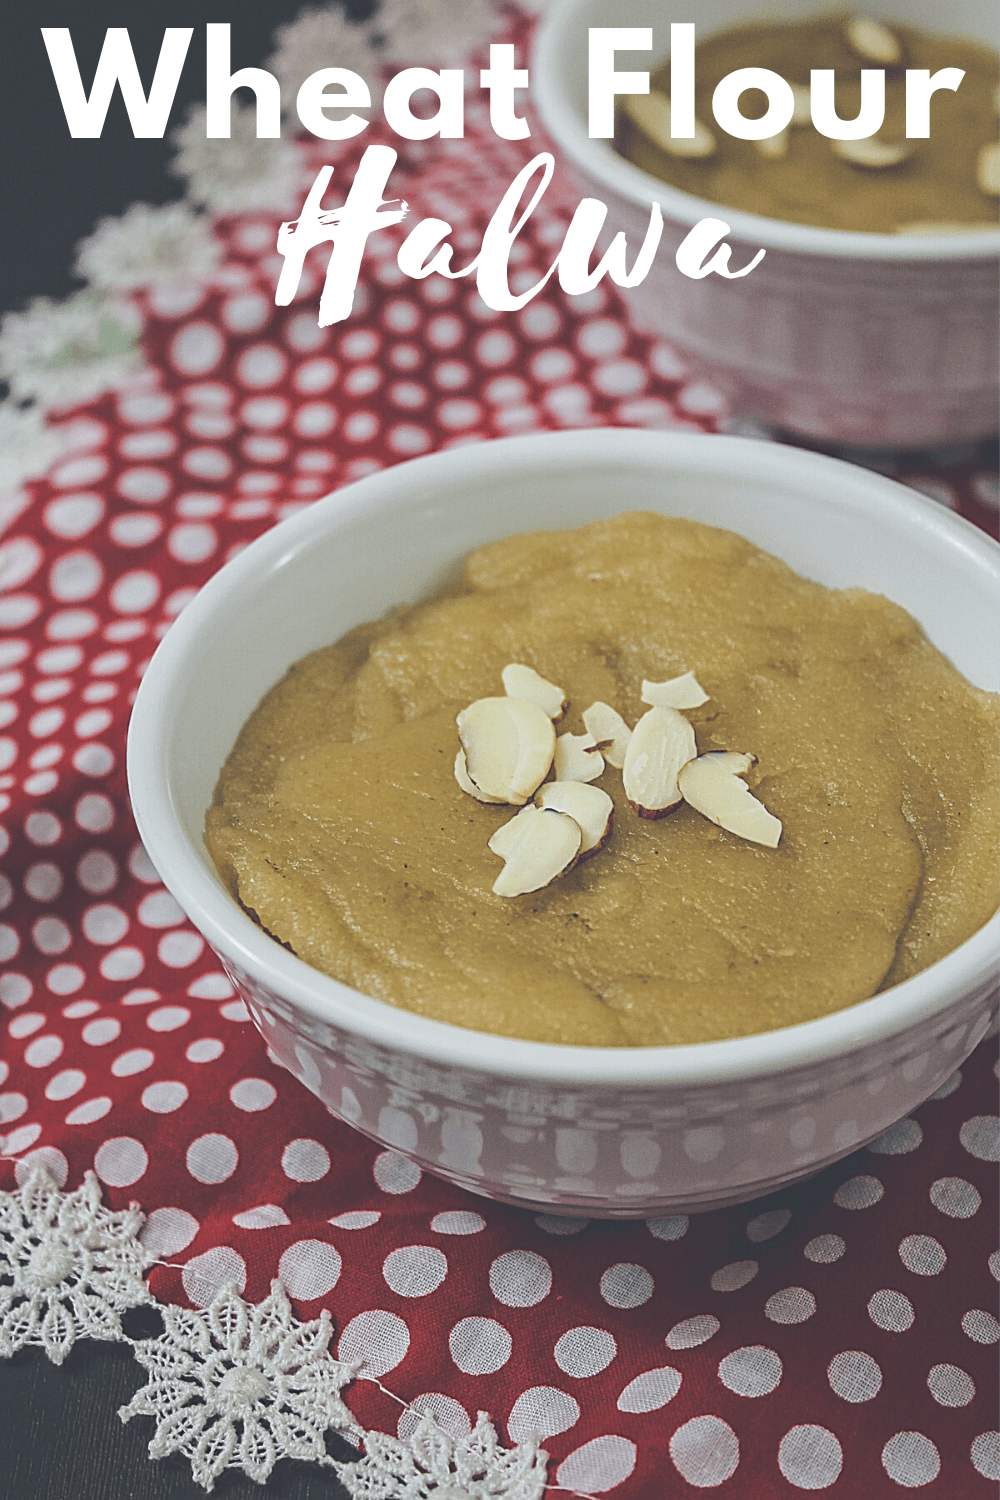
[339,1411,548,1500]
[0,1163,151,1366]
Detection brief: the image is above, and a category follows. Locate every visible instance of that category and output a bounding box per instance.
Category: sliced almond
[977,142,999,197]
[623,92,716,159]
[678,751,782,848]
[536,781,614,855]
[454,749,506,803]
[895,221,997,235]
[790,83,811,127]
[622,705,697,819]
[844,15,901,65]
[582,702,632,769]
[488,804,581,897]
[641,671,709,711]
[755,127,790,160]
[832,137,912,169]
[554,731,605,784]
[457,697,555,806]
[501,663,568,720]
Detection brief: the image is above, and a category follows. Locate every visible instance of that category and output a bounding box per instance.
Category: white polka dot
[0,1091,27,1123]
[779,1425,844,1489]
[32,917,71,954]
[14,1147,68,1186]
[237,343,287,388]
[187,971,233,999]
[45,1069,86,1100]
[44,494,104,539]
[617,1366,682,1415]
[182,1246,246,1308]
[554,1326,617,1378]
[73,744,115,777]
[63,1001,98,1018]
[329,1210,381,1230]
[383,1245,448,1298]
[508,1385,580,1442]
[294,358,338,393]
[186,1132,239,1183]
[94,1136,148,1186]
[990,1250,1000,1281]
[66,1096,112,1126]
[926,1363,974,1407]
[670,1415,740,1487]
[339,1310,411,1377]
[186,1038,224,1063]
[110,570,160,614]
[764,1286,817,1326]
[82,1018,121,1047]
[600,1262,654,1308]
[556,1435,636,1493]
[111,1048,154,1077]
[147,1005,190,1032]
[535,1214,589,1235]
[373,1150,421,1194]
[960,1115,1000,1162]
[431,1211,485,1235]
[100,947,145,981]
[449,1316,511,1375]
[282,1138,330,1182]
[1,973,33,1008]
[719,1345,782,1397]
[930,1176,981,1218]
[24,1034,64,1068]
[140,1207,199,1256]
[279,1238,342,1300]
[827,1350,882,1402]
[170,322,225,376]
[29,706,66,739]
[930,1070,962,1099]
[899,1234,946,1276]
[3,1124,42,1154]
[962,1309,999,1344]
[8,1012,44,1038]
[0,924,20,960]
[397,1394,470,1444]
[158,930,204,967]
[869,1119,923,1155]
[142,1081,188,1113]
[233,1204,290,1229]
[868,1289,915,1332]
[219,1000,249,1022]
[49,550,103,603]
[971,1433,1000,1481]
[882,1432,940,1487]
[110,514,163,547]
[834,1174,884,1210]
[81,904,128,946]
[167,522,217,565]
[667,1314,720,1350]
[490,1250,552,1308]
[24,861,64,902]
[229,1077,276,1112]
[75,794,114,833]
[711,1260,758,1292]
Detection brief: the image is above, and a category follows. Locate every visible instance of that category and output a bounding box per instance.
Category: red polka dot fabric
[1,45,998,1497]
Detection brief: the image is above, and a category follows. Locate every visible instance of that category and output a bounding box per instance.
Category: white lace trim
[0,292,141,409]
[339,1412,548,1500]
[74,201,222,292]
[0,1165,152,1366]
[0,1170,551,1494]
[170,104,309,214]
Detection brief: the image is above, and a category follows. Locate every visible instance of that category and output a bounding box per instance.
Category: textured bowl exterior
[226,956,997,1217]
[533,0,1000,446]
[127,429,1000,1218]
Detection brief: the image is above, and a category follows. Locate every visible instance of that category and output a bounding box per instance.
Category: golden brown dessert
[206,513,999,1046]
[616,16,1000,233]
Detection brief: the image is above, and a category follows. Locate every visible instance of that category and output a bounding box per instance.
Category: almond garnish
[454,749,506,804]
[977,142,999,196]
[678,751,782,847]
[582,702,632,768]
[622,705,697,819]
[844,15,901,65]
[755,128,790,159]
[624,92,717,159]
[501,663,568,720]
[536,781,614,855]
[554,731,605,784]
[488,804,582,897]
[456,696,555,805]
[832,137,911,169]
[641,671,709,710]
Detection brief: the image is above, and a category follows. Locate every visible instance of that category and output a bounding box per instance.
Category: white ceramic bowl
[127,430,1000,1218]
[533,0,999,446]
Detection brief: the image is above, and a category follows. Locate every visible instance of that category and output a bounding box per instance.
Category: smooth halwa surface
[206,513,998,1046]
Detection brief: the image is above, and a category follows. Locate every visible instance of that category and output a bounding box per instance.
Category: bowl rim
[127,429,1000,1090]
[532,0,1000,263]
